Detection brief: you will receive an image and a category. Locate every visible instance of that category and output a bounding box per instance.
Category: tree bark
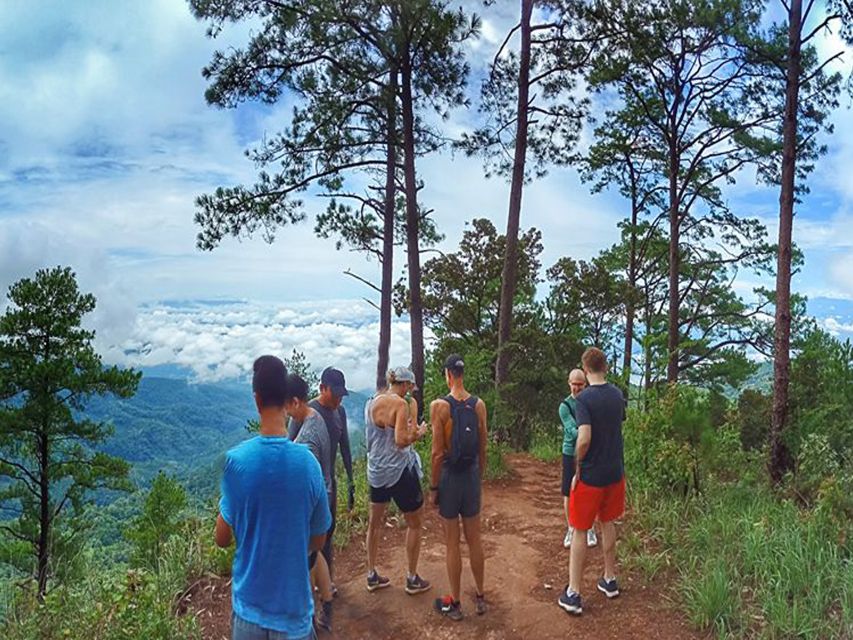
[37,428,49,600]
[666,133,681,384]
[376,67,398,392]
[400,59,425,420]
[622,155,639,398]
[770,0,802,484]
[495,0,533,389]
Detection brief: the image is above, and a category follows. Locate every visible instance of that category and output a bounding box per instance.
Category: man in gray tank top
[364,366,431,596]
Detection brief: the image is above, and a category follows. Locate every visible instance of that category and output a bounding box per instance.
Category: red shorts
[569,477,625,531]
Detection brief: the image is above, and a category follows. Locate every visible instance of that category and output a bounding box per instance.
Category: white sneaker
[587,528,598,547]
[563,528,573,548]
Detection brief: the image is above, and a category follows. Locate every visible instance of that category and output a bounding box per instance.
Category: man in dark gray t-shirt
[285,373,335,631]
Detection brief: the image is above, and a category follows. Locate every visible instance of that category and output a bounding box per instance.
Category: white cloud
[106,300,426,392]
[1,0,852,364]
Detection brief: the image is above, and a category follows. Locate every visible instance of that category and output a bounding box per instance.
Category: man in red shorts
[558,347,626,616]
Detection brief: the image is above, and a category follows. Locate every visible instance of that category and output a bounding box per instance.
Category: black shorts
[561,454,575,497]
[370,465,424,513]
[438,463,481,519]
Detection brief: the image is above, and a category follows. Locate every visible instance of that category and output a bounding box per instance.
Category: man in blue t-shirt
[216,355,332,640]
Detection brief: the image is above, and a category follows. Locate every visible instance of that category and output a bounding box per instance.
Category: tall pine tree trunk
[622,156,639,397]
[666,135,681,384]
[37,429,50,600]
[770,0,802,483]
[495,0,533,389]
[376,68,398,391]
[400,60,425,419]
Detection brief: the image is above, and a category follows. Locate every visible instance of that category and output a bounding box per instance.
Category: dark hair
[581,347,608,374]
[444,353,465,378]
[285,373,309,402]
[252,355,288,408]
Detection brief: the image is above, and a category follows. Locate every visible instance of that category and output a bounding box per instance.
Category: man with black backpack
[429,354,488,621]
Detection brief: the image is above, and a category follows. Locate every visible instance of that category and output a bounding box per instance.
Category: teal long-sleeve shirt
[559,395,578,456]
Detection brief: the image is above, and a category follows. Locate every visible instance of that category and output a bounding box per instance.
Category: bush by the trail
[1,499,230,638]
[624,337,853,639]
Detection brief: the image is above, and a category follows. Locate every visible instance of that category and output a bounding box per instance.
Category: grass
[628,479,853,639]
[529,428,563,463]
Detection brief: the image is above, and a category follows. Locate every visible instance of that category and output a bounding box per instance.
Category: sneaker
[558,588,582,616]
[587,528,598,547]
[330,583,338,599]
[563,527,573,548]
[366,571,391,592]
[597,577,619,599]
[315,600,332,632]
[475,593,487,615]
[405,574,431,595]
[434,595,463,621]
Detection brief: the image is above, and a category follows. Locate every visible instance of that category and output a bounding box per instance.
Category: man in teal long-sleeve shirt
[559,369,597,548]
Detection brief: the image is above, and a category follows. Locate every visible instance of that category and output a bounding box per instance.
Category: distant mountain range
[88,374,371,494]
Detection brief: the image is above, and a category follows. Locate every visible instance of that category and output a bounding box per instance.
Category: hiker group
[216,346,625,639]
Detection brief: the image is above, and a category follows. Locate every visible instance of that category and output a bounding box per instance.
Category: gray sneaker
[366,571,391,592]
[405,574,431,595]
[434,596,463,621]
[315,600,332,632]
[587,528,598,547]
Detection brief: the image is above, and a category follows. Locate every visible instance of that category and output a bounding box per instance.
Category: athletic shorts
[569,476,626,531]
[369,465,423,513]
[561,454,575,497]
[438,463,481,520]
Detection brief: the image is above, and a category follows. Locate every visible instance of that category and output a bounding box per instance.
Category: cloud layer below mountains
[104,300,421,391]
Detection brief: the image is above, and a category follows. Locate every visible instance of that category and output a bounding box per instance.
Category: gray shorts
[438,463,481,519]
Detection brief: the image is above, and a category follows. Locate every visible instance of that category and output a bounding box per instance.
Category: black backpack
[445,394,480,470]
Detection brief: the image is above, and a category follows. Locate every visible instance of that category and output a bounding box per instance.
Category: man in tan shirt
[429,353,488,621]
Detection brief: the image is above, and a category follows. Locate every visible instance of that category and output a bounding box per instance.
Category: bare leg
[366,502,387,574]
[568,527,587,594]
[600,520,618,580]
[461,515,485,595]
[403,507,423,576]
[563,496,570,527]
[312,552,333,602]
[444,517,462,601]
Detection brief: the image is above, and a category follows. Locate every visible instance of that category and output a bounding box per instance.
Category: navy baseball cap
[320,367,349,398]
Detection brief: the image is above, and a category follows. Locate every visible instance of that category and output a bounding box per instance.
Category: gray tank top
[365,394,415,489]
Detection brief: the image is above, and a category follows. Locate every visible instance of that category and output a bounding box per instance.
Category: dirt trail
[187,454,704,640]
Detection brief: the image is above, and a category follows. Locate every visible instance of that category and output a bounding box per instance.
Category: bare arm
[575,423,591,473]
[215,513,233,548]
[309,533,327,553]
[394,396,418,447]
[476,399,488,480]
[430,400,448,490]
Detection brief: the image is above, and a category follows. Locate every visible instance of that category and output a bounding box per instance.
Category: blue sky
[1,1,852,387]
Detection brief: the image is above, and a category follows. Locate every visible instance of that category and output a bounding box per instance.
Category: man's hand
[416,421,428,440]
[347,482,356,512]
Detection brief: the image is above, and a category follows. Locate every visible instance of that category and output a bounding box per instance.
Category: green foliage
[0,267,140,595]
[125,473,189,570]
[735,388,771,451]
[1,499,237,637]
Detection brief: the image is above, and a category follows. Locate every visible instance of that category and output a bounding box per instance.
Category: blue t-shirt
[219,435,332,635]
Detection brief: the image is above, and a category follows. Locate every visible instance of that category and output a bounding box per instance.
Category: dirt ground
[183,454,705,640]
